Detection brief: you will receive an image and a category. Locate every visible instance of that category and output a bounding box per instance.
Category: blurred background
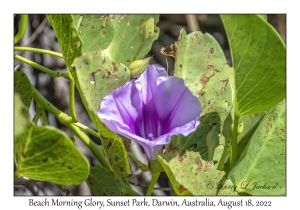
[14,14,286,195]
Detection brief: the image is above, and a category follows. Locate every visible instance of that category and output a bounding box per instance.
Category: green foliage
[72,50,130,114]
[229,101,286,195]
[48,14,131,179]
[108,15,159,64]
[86,165,122,195]
[47,15,82,69]
[206,125,219,161]
[236,113,266,160]
[14,14,286,196]
[72,51,131,179]
[163,29,233,162]
[158,150,237,195]
[14,93,31,137]
[14,126,90,185]
[221,15,286,116]
[259,14,268,20]
[72,15,114,53]
[48,15,161,180]
[14,70,32,107]
[14,14,28,44]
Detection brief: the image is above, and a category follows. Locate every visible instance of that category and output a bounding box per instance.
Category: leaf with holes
[72,50,130,114]
[14,70,32,107]
[14,126,89,185]
[49,13,132,179]
[158,150,237,195]
[72,15,114,52]
[72,50,131,178]
[162,29,233,162]
[14,93,31,138]
[47,15,82,69]
[221,15,286,116]
[229,100,286,195]
[108,15,159,65]
[86,164,122,195]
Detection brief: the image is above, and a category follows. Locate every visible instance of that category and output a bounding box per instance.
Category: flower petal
[98,64,201,160]
[154,76,202,134]
[98,82,139,134]
[135,64,167,104]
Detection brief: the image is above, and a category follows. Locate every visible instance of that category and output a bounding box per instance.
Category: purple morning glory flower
[98,65,201,160]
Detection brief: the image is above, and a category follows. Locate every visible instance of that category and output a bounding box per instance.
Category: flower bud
[222,112,233,139]
[129,57,152,78]
[139,17,155,41]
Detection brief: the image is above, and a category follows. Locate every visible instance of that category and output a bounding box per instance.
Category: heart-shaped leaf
[15,126,90,185]
[221,15,286,116]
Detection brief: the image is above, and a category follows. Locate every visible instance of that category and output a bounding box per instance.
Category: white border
[3,0,297,209]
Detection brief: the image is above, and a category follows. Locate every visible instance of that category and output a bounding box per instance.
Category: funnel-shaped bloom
[98,65,201,160]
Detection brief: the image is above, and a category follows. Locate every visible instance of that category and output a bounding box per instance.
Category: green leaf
[108,15,159,65]
[220,112,266,173]
[229,100,286,195]
[47,15,82,69]
[72,50,130,114]
[221,15,286,116]
[14,70,32,107]
[14,93,31,138]
[14,126,89,185]
[86,164,122,195]
[72,50,131,178]
[259,14,267,20]
[158,150,237,195]
[48,14,131,179]
[173,29,227,80]
[164,29,233,161]
[206,125,219,161]
[72,15,114,52]
[236,113,266,160]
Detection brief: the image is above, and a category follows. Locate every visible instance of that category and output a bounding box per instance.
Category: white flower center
[148,133,155,140]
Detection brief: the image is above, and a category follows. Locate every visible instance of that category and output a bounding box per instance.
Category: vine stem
[41,108,49,125]
[14,54,70,79]
[146,159,163,195]
[31,84,139,195]
[31,85,73,124]
[146,172,160,196]
[31,84,108,168]
[230,113,240,170]
[66,124,110,170]
[14,14,28,44]
[14,46,63,58]
[73,122,100,138]
[32,106,41,124]
[128,152,150,172]
[69,78,77,122]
